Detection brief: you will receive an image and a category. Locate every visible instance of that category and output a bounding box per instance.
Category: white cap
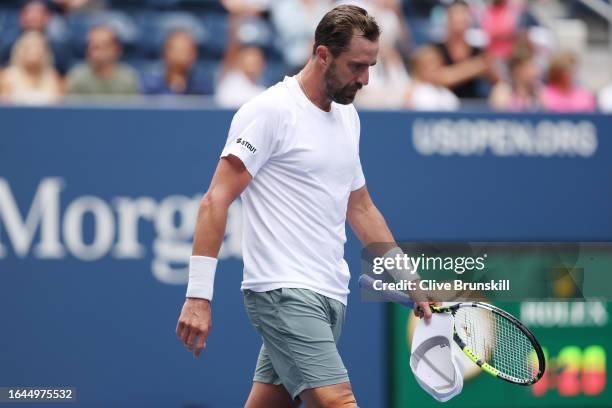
[410,313,465,402]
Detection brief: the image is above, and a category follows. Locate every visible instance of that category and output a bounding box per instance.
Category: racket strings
[455,307,538,382]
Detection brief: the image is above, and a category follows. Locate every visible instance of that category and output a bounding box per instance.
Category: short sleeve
[350,105,365,191]
[351,155,366,191]
[220,100,280,178]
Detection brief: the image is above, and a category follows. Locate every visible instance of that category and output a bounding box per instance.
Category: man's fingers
[421,303,432,320]
[185,326,199,350]
[194,330,208,358]
[176,321,186,338]
[179,322,191,344]
[414,303,432,320]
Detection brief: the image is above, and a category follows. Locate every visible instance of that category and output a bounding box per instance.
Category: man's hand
[407,280,440,321]
[176,298,212,358]
[414,301,440,320]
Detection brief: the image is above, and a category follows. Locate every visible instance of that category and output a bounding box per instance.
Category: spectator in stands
[541,51,595,113]
[52,0,106,13]
[435,0,497,99]
[222,0,271,16]
[66,26,140,96]
[0,31,62,105]
[0,0,71,74]
[489,49,541,111]
[270,0,331,73]
[599,83,612,113]
[481,0,525,63]
[215,45,266,108]
[142,31,212,96]
[404,45,459,111]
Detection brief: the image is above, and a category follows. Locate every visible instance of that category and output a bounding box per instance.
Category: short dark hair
[312,5,380,57]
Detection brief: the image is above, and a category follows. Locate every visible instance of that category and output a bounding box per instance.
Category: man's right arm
[191,155,251,257]
[176,155,251,358]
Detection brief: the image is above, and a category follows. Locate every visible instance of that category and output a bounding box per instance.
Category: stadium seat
[135,11,208,58]
[129,58,217,95]
[66,10,140,58]
[200,12,228,59]
[262,59,287,87]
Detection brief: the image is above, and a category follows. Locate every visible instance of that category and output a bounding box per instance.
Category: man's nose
[357,68,369,87]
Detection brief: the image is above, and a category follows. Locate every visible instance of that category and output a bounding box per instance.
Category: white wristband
[383,247,421,282]
[186,255,218,301]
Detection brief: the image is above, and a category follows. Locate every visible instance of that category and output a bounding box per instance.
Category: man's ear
[315,45,330,66]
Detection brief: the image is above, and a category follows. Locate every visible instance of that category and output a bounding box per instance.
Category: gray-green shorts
[243,287,349,399]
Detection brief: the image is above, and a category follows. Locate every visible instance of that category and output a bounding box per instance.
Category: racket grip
[358,274,416,309]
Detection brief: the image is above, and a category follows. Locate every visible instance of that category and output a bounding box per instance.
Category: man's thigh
[299,382,358,408]
[245,382,301,408]
[243,288,349,399]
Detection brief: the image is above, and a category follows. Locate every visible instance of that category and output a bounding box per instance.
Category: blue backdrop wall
[0,107,611,407]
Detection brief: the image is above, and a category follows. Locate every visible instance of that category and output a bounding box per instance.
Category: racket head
[443,302,545,385]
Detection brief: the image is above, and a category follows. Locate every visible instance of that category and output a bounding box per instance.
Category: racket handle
[358,274,416,309]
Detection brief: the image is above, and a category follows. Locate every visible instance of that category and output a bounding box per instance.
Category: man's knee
[245,382,301,408]
[325,388,357,407]
[300,382,357,408]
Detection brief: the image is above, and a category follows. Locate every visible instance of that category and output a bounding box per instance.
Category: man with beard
[176,5,434,407]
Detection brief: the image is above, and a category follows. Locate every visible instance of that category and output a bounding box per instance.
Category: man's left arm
[346,186,395,248]
[346,186,434,318]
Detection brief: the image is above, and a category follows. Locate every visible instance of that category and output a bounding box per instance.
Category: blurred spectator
[52,0,106,13]
[222,0,271,16]
[541,51,595,113]
[0,31,62,105]
[435,0,497,99]
[66,26,139,95]
[216,45,266,108]
[599,84,612,113]
[0,0,71,74]
[142,31,212,96]
[404,45,459,111]
[489,49,541,111]
[270,0,331,73]
[481,0,525,62]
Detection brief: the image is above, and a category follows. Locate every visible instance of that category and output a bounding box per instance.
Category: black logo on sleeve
[236,138,257,154]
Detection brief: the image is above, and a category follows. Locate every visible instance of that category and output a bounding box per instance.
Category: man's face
[322,35,378,104]
[87,28,119,67]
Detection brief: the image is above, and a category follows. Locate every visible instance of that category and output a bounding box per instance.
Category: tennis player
[176,5,434,407]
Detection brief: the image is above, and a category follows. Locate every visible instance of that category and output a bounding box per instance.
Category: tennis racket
[358,274,545,385]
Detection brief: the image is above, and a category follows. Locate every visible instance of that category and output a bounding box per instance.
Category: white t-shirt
[599,84,612,113]
[220,76,365,304]
[410,82,460,111]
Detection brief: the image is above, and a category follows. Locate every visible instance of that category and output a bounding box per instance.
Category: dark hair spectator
[434,0,498,99]
[142,31,212,96]
[66,26,139,95]
[541,51,595,112]
[0,1,71,74]
[0,30,63,104]
[489,49,541,111]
